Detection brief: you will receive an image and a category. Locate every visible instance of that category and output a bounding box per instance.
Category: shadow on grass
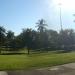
[56,50,72,54]
[0,49,73,55]
[0,53,27,55]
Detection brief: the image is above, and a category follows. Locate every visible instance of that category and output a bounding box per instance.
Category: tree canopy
[0,19,75,54]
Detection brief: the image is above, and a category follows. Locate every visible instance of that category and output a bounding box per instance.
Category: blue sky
[0,0,75,35]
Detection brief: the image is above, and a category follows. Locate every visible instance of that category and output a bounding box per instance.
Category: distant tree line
[0,19,75,54]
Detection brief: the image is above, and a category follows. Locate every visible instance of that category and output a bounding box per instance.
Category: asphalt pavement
[1,63,75,75]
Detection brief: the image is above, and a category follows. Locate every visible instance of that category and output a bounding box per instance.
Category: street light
[59,2,63,31]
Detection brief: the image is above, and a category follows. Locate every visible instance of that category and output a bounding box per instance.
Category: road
[1,63,75,75]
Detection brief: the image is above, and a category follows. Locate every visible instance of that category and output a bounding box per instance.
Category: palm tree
[36,19,48,49]
[36,19,48,34]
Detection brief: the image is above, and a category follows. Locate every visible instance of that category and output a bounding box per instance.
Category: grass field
[0,51,75,70]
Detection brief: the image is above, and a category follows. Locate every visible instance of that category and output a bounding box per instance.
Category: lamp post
[59,3,63,31]
[59,3,64,49]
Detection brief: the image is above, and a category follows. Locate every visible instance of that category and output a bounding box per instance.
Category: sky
[0,0,75,35]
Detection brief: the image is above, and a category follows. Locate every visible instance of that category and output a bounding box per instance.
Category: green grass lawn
[0,51,75,70]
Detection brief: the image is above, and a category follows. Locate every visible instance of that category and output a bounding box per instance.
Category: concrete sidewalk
[1,63,75,75]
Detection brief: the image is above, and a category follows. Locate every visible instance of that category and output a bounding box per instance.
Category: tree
[36,19,48,33]
[46,30,58,50]
[7,30,14,40]
[25,29,33,54]
[30,30,38,50]
[6,30,15,49]
[36,19,48,49]
[18,28,33,54]
[58,29,75,50]
[0,26,6,47]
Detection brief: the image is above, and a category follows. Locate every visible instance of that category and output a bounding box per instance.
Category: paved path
[1,63,75,75]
